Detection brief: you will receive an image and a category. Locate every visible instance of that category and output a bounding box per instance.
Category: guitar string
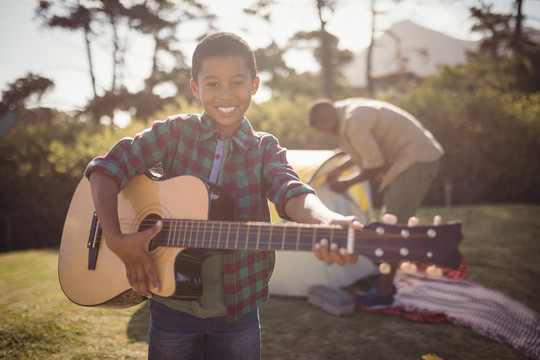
[116,218,444,240]
[114,217,444,255]
[107,219,452,264]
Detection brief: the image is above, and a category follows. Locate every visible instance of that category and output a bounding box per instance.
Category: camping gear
[308,285,355,316]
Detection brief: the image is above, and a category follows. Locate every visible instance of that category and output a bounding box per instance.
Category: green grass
[1,204,538,359]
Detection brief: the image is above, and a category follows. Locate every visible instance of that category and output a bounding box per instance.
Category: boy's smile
[191,56,260,138]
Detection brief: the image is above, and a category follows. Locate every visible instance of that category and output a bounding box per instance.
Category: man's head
[190,32,260,138]
[309,99,340,135]
[191,32,257,85]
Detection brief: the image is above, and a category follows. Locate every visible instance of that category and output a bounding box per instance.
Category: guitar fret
[166,219,172,246]
[176,219,181,247]
[209,222,214,248]
[182,220,188,247]
[226,222,231,248]
[235,223,240,249]
[281,225,286,251]
[201,221,208,248]
[171,220,177,247]
[195,221,200,247]
[245,223,250,249]
[296,226,301,251]
[188,220,194,247]
[256,225,261,250]
[173,219,178,246]
[216,222,221,249]
[268,225,273,250]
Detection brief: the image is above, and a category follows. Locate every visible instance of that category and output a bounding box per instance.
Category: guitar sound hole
[139,214,163,252]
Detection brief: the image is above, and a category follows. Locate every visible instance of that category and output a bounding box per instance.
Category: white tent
[269,150,378,296]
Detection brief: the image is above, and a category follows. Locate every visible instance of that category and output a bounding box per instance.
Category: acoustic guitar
[58,174,463,308]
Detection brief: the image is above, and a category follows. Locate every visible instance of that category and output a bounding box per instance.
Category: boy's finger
[144,258,160,293]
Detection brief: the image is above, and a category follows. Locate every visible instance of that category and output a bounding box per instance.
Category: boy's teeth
[219,106,235,113]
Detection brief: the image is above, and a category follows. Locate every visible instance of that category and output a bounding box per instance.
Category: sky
[1,0,539,115]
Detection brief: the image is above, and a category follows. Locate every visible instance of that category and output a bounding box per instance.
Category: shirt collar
[200,112,253,154]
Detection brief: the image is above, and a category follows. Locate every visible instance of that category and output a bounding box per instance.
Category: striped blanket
[363,269,540,359]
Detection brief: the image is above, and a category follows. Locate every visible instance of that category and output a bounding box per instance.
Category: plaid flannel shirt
[85,113,315,320]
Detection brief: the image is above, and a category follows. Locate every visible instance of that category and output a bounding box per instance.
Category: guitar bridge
[87,212,101,270]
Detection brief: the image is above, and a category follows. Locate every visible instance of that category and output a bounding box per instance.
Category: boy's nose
[218,86,234,98]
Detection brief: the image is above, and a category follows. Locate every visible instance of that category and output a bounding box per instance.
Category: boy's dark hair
[309,99,337,128]
[191,32,257,83]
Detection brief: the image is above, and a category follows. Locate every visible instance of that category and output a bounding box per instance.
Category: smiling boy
[86,32,358,359]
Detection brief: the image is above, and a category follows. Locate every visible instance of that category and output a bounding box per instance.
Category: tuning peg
[407,216,419,226]
[400,261,417,274]
[426,265,443,278]
[382,213,398,225]
[433,215,442,226]
[379,262,392,274]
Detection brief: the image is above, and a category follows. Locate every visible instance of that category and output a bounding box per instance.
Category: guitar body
[58,175,232,308]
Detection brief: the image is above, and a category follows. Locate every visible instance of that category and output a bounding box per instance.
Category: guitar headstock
[357,218,463,270]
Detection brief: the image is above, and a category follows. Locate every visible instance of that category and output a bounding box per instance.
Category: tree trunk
[84,28,97,99]
[366,0,376,97]
[317,0,334,99]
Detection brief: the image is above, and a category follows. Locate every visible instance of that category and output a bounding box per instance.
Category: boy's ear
[251,76,260,95]
[190,80,200,99]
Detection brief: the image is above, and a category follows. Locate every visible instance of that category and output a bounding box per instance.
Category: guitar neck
[146,218,463,269]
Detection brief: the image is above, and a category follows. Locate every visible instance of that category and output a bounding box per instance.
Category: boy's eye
[206,82,219,88]
[233,81,244,86]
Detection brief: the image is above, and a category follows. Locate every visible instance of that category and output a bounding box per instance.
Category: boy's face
[191,55,259,138]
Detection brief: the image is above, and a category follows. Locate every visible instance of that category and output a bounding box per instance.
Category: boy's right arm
[89,171,162,298]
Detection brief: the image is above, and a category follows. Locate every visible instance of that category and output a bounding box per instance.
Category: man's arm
[328,165,384,193]
[89,171,162,297]
[326,155,355,182]
[284,193,362,266]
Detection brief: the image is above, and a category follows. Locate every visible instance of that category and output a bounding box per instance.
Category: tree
[469,0,540,93]
[0,73,54,117]
[288,0,354,100]
[245,0,353,100]
[36,0,214,125]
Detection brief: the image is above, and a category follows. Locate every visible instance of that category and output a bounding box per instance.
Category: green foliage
[0,108,148,252]
[389,67,540,204]
[247,95,338,150]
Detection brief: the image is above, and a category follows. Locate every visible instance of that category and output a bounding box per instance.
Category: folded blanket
[361,269,540,360]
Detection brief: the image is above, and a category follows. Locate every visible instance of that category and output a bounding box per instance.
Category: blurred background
[1,0,539,252]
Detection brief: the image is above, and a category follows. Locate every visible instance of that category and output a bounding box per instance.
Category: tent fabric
[269,150,378,296]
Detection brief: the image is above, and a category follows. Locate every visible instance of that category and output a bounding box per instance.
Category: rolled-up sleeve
[84,119,173,190]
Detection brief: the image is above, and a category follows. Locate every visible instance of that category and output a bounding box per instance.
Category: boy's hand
[105,220,163,298]
[312,216,362,266]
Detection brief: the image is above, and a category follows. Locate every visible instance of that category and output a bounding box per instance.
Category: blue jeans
[148,300,261,360]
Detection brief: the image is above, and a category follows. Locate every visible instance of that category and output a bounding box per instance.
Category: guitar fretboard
[156,219,346,252]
